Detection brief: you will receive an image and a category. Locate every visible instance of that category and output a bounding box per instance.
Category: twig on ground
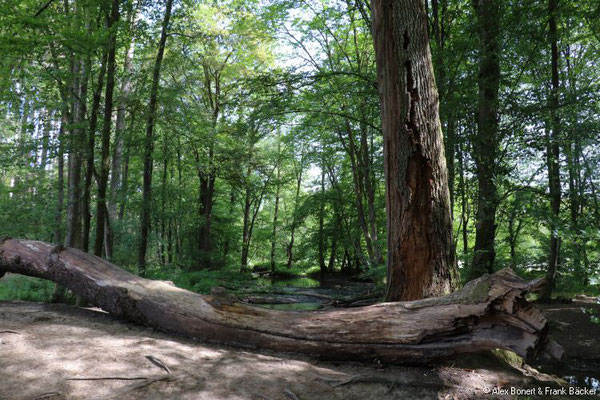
[32,392,60,400]
[385,382,396,394]
[97,374,172,400]
[283,387,300,400]
[67,376,149,381]
[146,355,171,374]
[253,393,275,400]
[68,357,175,400]
[0,330,20,334]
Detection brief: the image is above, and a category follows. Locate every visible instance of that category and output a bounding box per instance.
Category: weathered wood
[0,239,562,364]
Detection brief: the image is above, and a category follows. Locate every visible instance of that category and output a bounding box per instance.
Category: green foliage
[145,265,257,294]
[583,307,600,325]
[0,275,55,302]
[0,0,598,303]
[359,265,387,290]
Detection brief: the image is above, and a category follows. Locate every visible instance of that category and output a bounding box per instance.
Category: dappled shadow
[0,301,554,400]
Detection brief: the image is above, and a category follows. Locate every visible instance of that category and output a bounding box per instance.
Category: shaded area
[0,301,553,400]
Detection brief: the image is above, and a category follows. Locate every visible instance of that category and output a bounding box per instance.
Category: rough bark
[0,238,562,364]
[138,0,173,275]
[431,0,455,212]
[470,0,501,280]
[371,0,458,301]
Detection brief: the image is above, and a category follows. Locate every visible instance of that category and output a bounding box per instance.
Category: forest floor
[0,298,599,400]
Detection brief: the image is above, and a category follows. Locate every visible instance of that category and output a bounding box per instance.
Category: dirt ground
[0,299,598,400]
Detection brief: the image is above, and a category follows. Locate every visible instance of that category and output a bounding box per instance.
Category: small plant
[582,307,600,325]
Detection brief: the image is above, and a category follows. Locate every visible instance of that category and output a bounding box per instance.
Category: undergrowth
[0,274,55,302]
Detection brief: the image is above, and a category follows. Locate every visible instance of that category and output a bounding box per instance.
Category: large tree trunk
[470,0,501,280]
[371,0,459,301]
[0,238,562,364]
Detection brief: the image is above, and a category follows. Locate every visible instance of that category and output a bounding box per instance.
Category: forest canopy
[0,0,599,299]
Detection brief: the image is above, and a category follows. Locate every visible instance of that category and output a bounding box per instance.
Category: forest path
[0,300,595,400]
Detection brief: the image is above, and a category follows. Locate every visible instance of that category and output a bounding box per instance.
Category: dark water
[247,274,376,311]
[256,302,323,311]
[563,375,599,390]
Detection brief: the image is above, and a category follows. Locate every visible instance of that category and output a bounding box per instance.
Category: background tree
[0,0,598,302]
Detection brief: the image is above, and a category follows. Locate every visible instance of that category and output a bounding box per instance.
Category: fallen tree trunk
[0,239,562,364]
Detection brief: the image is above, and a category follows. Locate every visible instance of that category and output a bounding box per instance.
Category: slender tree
[94,0,120,257]
[370,0,458,301]
[138,0,174,275]
[109,0,141,222]
[82,49,108,253]
[542,0,562,301]
[270,137,282,272]
[469,0,501,280]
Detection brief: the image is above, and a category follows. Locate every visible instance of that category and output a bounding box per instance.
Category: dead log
[0,239,562,364]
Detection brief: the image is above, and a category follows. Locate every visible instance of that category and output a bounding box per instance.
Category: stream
[239,275,600,391]
[239,274,379,311]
